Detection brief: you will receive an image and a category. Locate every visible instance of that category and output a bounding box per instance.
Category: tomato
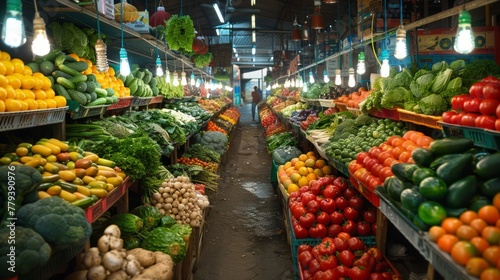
[379,166,393,181]
[293,223,310,238]
[309,223,328,238]
[316,211,330,226]
[308,259,321,274]
[348,266,371,280]
[442,111,457,123]
[334,265,350,277]
[363,208,377,224]
[307,199,321,214]
[377,151,393,164]
[302,269,313,280]
[482,76,500,83]
[301,192,317,206]
[328,223,342,237]
[323,185,342,199]
[320,198,336,214]
[348,236,366,251]
[335,196,349,211]
[475,115,496,130]
[333,177,348,191]
[371,223,377,235]
[344,207,360,221]
[470,82,487,98]
[364,158,379,173]
[318,237,336,255]
[368,247,384,262]
[338,250,355,267]
[479,99,500,116]
[371,163,384,178]
[451,111,466,124]
[333,237,348,251]
[356,152,370,164]
[451,94,472,111]
[330,211,344,225]
[309,180,323,195]
[357,221,372,236]
[368,177,383,190]
[343,187,357,200]
[368,146,383,159]
[370,273,386,280]
[348,160,363,174]
[461,113,479,127]
[353,168,368,182]
[463,97,482,113]
[496,118,500,131]
[342,219,358,236]
[298,244,313,254]
[300,212,316,228]
[349,195,365,211]
[299,250,314,268]
[483,82,500,100]
[360,172,373,186]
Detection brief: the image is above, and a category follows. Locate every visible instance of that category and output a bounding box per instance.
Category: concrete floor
[193,103,294,280]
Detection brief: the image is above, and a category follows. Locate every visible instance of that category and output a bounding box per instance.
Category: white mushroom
[106,270,128,280]
[109,236,124,251]
[103,224,121,238]
[82,247,102,269]
[86,265,107,280]
[125,255,143,276]
[97,235,111,254]
[102,250,124,272]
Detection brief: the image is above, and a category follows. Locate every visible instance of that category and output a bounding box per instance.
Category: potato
[127,248,156,268]
[130,263,173,280]
[153,251,173,267]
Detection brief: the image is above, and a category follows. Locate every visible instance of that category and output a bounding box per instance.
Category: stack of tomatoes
[442,76,500,130]
[289,176,378,239]
[298,236,400,280]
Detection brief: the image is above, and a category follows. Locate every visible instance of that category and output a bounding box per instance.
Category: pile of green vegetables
[165,102,212,126]
[361,60,471,116]
[168,164,220,192]
[182,143,221,163]
[157,75,184,98]
[266,132,298,152]
[301,82,331,99]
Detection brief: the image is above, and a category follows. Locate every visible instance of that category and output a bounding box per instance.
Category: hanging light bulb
[172,72,179,86]
[348,67,356,88]
[195,78,201,88]
[155,55,163,77]
[95,39,109,73]
[454,10,475,55]
[31,10,50,56]
[357,52,366,75]
[394,26,407,60]
[323,70,329,83]
[180,71,187,86]
[2,0,26,48]
[284,77,290,88]
[309,70,315,84]
[290,78,295,88]
[380,50,390,78]
[190,73,195,86]
[217,82,222,89]
[303,81,308,92]
[119,48,131,76]
[252,44,256,55]
[334,69,342,86]
[165,68,171,83]
[298,76,303,88]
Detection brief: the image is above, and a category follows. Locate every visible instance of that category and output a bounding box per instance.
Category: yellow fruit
[41,76,52,90]
[298,176,309,187]
[45,88,55,99]
[1,51,11,61]
[36,99,47,109]
[306,173,317,181]
[295,161,306,169]
[21,76,35,90]
[23,65,32,76]
[18,100,28,111]
[7,75,21,89]
[34,89,46,100]
[305,158,316,168]
[0,87,7,100]
[33,78,43,90]
[287,184,299,193]
[0,75,7,88]
[5,99,22,112]
[45,99,57,109]
[11,58,24,74]
[5,85,15,99]
[314,168,324,177]
[14,89,25,100]
[23,89,35,100]
[0,100,5,112]
[0,63,6,76]
[298,154,308,162]
[282,179,293,189]
[25,99,38,110]
[298,166,309,176]
[322,165,333,175]
[2,61,13,75]
[290,173,301,184]
[307,151,316,158]
[315,159,326,168]
[54,96,67,107]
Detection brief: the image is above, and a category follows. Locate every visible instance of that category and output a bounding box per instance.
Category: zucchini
[106,88,115,97]
[89,188,108,198]
[94,88,108,98]
[69,74,88,84]
[85,81,96,93]
[56,76,75,89]
[475,152,500,179]
[429,154,463,170]
[52,70,73,80]
[391,163,418,182]
[105,213,144,234]
[58,63,82,77]
[436,154,474,185]
[72,195,99,209]
[38,182,55,191]
[35,48,62,63]
[64,61,89,72]
[54,84,72,100]
[87,97,107,106]
[42,174,60,183]
[411,148,434,167]
[89,92,97,102]
[67,89,88,105]
[54,54,66,67]
[480,177,500,198]
[59,189,77,202]
[429,138,474,156]
[105,96,115,104]
[54,180,78,192]
[444,175,477,208]
[96,158,116,168]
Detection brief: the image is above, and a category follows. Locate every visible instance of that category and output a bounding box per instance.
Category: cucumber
[26,62,40,73]
[56,76,75,89]
[87,97,107,106]
[64,61,89,72]
[429,154,463,170]
[72,195,99,209]
[94,88,108,98]
[84,93,91,103]
[38,182,55,191]
[429,138,474,156]
[54,54,66,67]
[54,84,72,100]
[76,81,88,93]
[58,64,82,77]
[411,148,434,167]
[106,88,115,97]
[87,74,97,81]
[85,81,96,93]
[89,92,97,102]
[105,96,115,104]
[67,89,88,105]
[476,152,500,179]
[69,74,87,84]
[54,180,78,192]
[52,70,73,80]
[35,48,62,63]
[40,60,55,75]
[105,213,144,234]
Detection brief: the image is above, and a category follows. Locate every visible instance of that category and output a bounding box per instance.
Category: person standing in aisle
[251,86,262,121]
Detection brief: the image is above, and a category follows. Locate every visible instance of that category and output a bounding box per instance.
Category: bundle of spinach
[266,132,298,153]
[125,110,187,145]
[89,131,162,180]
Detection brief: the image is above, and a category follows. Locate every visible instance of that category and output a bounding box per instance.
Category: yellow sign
[418,27,497,54]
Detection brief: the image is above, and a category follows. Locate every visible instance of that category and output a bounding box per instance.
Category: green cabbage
[381,87,411,109]
[431,68,453,93]
[416,94,448,116]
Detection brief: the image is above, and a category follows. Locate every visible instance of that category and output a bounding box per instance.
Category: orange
[304,158,316,168]
[470,218,488,235]
[0,100,5,112]
[7,75,21,89]
[456,225,479,240]
[298,177,309,187]
[290,158,299,166]
[398,152,412,163]
[36,99,47,109]
[480,268,500,280]
[306,151,316,158]
[483,246,500,267]
[25,99,38,110]
[287,183,299,193]
[290,173,301,184]
[428,226,446,242]
[415,135,433,147]
[442,217,463,234]
[322,165,333,175]
[313,168,324,177]
[11,58,24,74]
[482,226,500,245]
[45,99,57,109]
[298,154,308,162]
[0,75,7,87]
[306,173,317,181]
[5,99,22,112]
[461,210,479,225]
[307,167,314,174]
[497,219,500,229]
[282,179,292,189]
[450,241,479,266]
[294,161,306,170]
[466,257,491,277]
[492,193,500,212]
[298,166,309,176]
[470,236,490,254]
[315,159,326,169]
[479,206,500,225]
[283,162,292,170]
[437,234,459,253]
[1,51,11,61]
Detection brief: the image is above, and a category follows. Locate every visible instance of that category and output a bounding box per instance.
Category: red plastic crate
[107,96,134,110]
[370,108,400,121]
[85,197,105,223]
[150,95,164,104]
[85,177,131,223]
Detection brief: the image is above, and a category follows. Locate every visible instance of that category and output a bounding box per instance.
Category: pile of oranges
[277,151,333,194]
[428,194,500,279]
[0,51,66,112]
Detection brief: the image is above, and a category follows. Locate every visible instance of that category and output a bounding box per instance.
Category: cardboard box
[125,11,150,33]
[95,0,114,20]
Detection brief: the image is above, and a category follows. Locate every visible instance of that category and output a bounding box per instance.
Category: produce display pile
[117,66,160,97]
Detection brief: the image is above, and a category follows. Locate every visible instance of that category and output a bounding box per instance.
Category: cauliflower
[0,226,51,278]
[17,197,92,250]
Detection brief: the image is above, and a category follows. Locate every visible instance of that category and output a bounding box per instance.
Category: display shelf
[334,102,347,112]
[131,96,154,107]
[349,171,380,207]
[0,107,68,132]
[85,176,132,223]
[346,106,363,116]
[440,121,500,150]
[370,108,400,121]
[67,100,110,119]
[149,95,164,104]
[375,188,432,261]
[397,109,442,130]
[318,99,335,108]
[106,96,134,111]
[326,156,349,177]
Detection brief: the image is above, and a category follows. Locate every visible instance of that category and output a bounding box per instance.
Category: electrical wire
[120,0,124,48]
[371,13,381,67]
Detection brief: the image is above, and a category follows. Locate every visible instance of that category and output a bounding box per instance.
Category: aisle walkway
[193,103,293,280]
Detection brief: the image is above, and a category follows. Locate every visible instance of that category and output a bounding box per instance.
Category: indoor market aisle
[193,102,294,280]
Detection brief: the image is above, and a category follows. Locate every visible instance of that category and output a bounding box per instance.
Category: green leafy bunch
[165,14,195,52]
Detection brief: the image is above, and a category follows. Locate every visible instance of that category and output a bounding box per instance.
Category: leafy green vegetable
[416,94,448,116]
[462,59,500,87]
[164,15,195,52]
[450,60,466,77]
[141,227,187,263]
[266,132,298,152]
[272,146,302,165]
[381,87,411,109]
[431,61,449,73]
[184,143,222,163]
[431,68,452,93]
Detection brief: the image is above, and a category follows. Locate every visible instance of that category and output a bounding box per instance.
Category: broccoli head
[17,197,92,250]
[0,226,51,278]
[354,114,375,126]
[0,165,43,226]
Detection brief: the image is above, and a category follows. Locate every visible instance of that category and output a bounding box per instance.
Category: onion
[165,197,173,203]
[181,198,188,205]
[162,192,169,198]
[158,187,165,193]
[159,209,166,215]
[178,204,185,211]
[172,194,178,200]
[161,182,168,188]
[152,192,161,201]
[174,182,182,189]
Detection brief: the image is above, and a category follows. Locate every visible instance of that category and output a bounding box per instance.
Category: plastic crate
[376,188,432,261]
[347,106,363,116]
[0,107,67,132]
[107,96,134,110]
[131,96,154,107]
[370,108,400,121]
[319,99,335,107]
[271,160,278,183]
[349,171,380,207]
[150,95,164,104]
[67,101,110,119]
[397,109,442,129]
[334,102,347,112]
[440,121,500,150]
[85,177,131,223]
[85,196,105,223]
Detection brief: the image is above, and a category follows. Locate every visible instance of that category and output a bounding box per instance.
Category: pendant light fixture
[454,9,475,54]
[348,68,356,87]
[303,72,308,92]
[190,72,195,86]
[309,70,315,84]
[291,16,302,41]
[150,0,171,27]
[310,0,324,30]
[2,0,26,48]
[334,69,342,85]
[334,0,341,86]
[172,59,179,86]
[394,0,407,60]
[347,0,355,87]
[357,52,366,75]
[94,1,109,73]
[323,70,329,83]
[155,56,163,77]
[180,62,187,86]
[380,50,390,77]
[118,0,131,76]
[31,0,50,56]
[301,16,310,41]
[164,52,171,84]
